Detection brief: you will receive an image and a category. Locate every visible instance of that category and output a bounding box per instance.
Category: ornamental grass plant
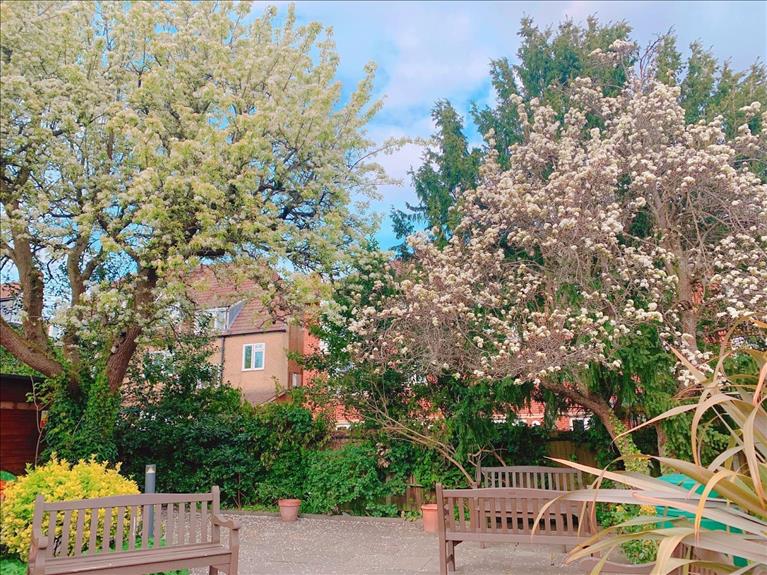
[542,320,767,573]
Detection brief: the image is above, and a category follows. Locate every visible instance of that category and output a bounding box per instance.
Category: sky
[251,0,767,250]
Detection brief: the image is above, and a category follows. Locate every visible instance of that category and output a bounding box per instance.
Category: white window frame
[242,343,266,371]
[570,417,591,431]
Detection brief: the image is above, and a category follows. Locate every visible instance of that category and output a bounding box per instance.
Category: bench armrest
[31,529,49,549]
[212,513,241,530]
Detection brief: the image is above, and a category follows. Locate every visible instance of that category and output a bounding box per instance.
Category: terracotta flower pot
[421,503,438,533]
[278,498,301,522]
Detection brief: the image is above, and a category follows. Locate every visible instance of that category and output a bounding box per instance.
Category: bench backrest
[436,484,596,541]
[476,465,584,491]
[32,487,221,559]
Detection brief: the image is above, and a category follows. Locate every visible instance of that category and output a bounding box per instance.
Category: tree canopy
[351,51,767,465]
[396,20,767,245]
[0,1,386,392]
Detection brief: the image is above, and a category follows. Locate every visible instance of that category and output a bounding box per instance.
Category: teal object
[656,473,729,531]
[656,473,746,567]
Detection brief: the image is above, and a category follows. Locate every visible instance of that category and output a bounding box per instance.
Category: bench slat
[166,503,175,546]
[42,492,214,512]
[141,505,149,549]
[128,506,137,551]
[88,508,99,554]
[189,503,198,543]
[201,501,208,543]
[43,542,231,574]
[74,510,85,556]
[154,504,162,549]
[61,510,72,557]
[102,507,112,553]
[47,511,57,558]
[114,507,124,553]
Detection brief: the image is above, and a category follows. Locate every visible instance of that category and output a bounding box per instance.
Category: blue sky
[272,1,767,250]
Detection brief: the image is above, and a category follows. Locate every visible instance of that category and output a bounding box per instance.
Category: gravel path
[192,513,605,575]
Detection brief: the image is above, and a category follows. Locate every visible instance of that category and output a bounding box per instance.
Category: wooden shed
[0,373,44,475]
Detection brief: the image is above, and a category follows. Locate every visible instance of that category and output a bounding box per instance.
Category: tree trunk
[655,422,668,458]
[105,325,142,393]
[540,379,648,473]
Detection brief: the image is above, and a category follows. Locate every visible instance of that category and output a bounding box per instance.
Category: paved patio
[194,513,622,575]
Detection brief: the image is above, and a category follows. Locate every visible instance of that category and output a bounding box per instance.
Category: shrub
[117,342,329,507]
[0,457,138,559]
[302,443,394,515]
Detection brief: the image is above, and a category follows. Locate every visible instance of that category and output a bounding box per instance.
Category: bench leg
[209,567,219,575]
[447,541,456,572]
[439,539,448,575]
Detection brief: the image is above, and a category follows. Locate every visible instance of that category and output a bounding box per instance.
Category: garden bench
[475,464,584,490]
[435,484,652,575]
[28,486,240,575]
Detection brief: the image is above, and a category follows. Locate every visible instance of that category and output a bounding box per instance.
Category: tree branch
[0,317,63,378]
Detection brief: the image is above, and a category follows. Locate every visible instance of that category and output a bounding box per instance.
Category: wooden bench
[436,484,652,575]
[476,464,584,491]
[28,486,240,575]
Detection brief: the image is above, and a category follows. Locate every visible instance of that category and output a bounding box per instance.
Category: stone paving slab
[192,513,624,574]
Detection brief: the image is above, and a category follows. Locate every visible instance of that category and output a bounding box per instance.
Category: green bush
[0,457,139,559]
[596,500,658,563]
[302,443,395,515]
[116,341,329,507]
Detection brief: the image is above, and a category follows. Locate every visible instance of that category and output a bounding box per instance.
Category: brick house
[186,267,305,405]
[0,282,22,326]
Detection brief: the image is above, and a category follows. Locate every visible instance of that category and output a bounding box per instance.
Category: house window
[197,307,229,333]
[570,417,591,431]
[243,343,265,371]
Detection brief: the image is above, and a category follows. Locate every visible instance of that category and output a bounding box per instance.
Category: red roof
[184,266,288,335]
[0,283,20,300]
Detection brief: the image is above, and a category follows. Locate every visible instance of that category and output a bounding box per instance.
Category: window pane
[214,309,227,331]
[254,350,264,369]
[243,345,252,370]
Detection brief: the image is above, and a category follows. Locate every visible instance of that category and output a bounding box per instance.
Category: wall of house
[213,331,290,405]
[287,324,305,389]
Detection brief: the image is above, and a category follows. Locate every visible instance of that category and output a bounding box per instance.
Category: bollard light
[145,465,156,540]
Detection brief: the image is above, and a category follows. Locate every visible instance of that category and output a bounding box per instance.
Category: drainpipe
[219,335,226,383]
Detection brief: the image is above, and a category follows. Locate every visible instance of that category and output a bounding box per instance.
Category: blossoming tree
[350,49,767,465]
[0,1,387,395]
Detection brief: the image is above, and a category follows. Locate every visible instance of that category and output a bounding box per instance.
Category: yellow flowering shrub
[0,457,139,559]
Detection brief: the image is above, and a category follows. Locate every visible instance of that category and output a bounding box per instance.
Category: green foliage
[0,557,26,575]
[596,503,658,564]
[41,372,120,464]
[0,457,139,559]
[0,347,40,377]
[302,443,395,515]
[474,17,631,167]
[395,16,632,244]
[115,340,328,508]
[307,246,555,484]
[391,101,481,253]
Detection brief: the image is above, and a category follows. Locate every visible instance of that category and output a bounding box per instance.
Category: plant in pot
[257,473,305,523]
